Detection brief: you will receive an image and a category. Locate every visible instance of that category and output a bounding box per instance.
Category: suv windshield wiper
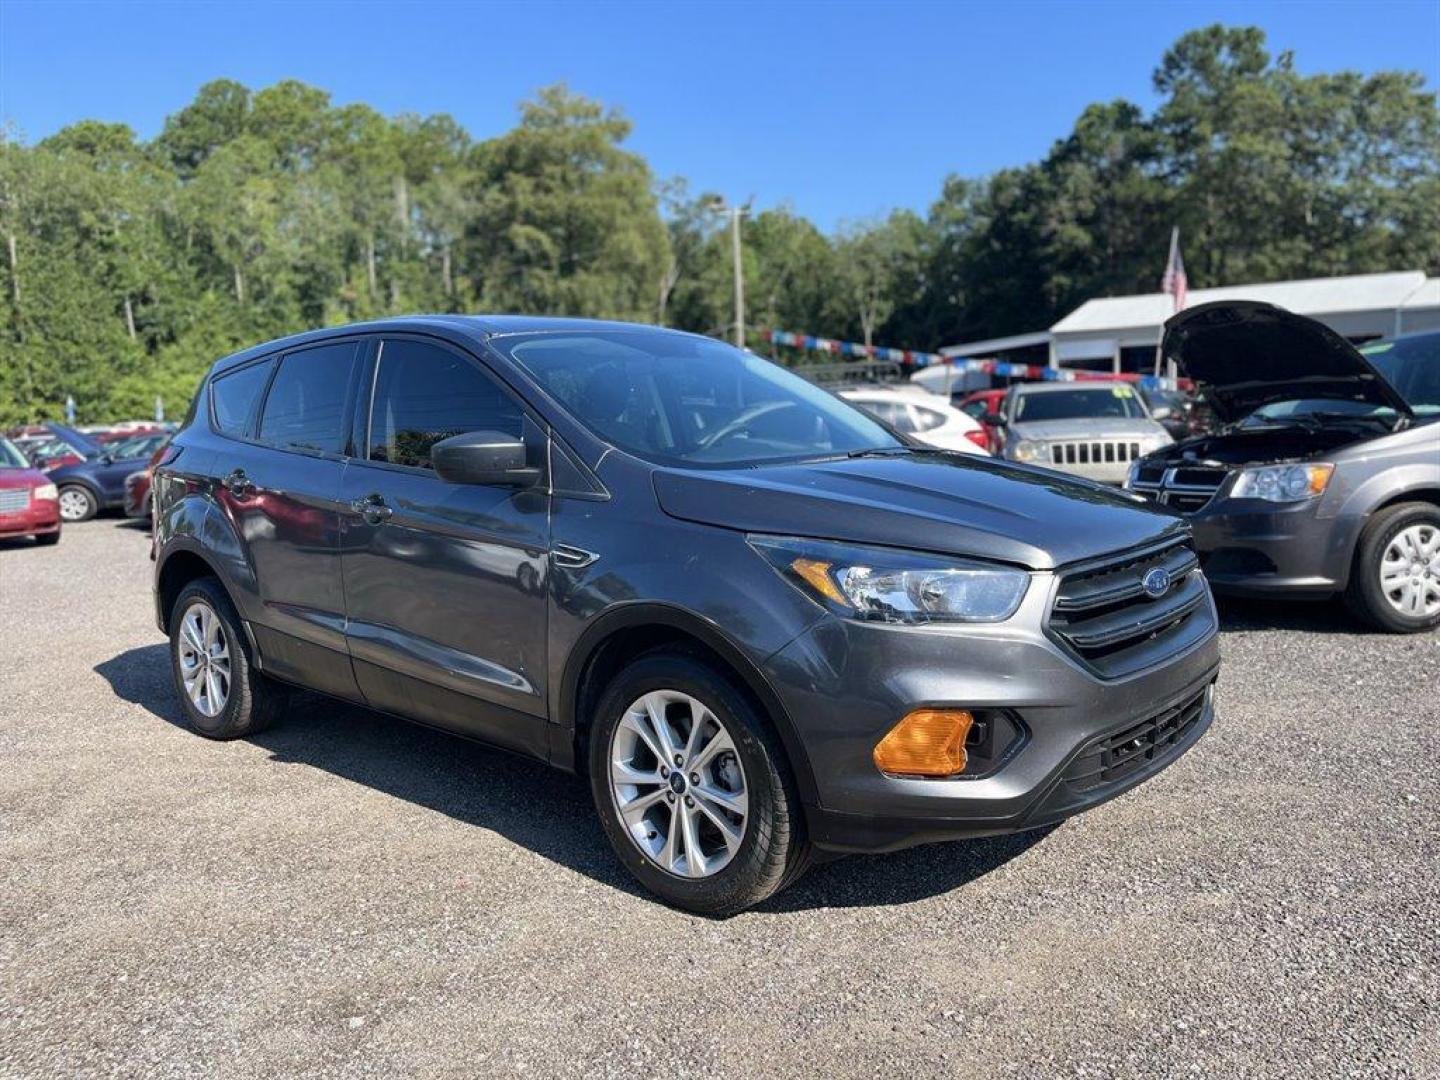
[844,445,919,460]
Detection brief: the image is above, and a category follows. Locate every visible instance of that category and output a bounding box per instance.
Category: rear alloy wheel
[57,485,97,522]
[589,650,810,915]
[169,577,288,738]
[1346,502,1440,633]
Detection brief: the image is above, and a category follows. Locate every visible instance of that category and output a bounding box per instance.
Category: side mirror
[431,430,542,488]
[979,413,1007,427]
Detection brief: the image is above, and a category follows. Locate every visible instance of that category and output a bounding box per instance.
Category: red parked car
[124,438,172,519]
[0,437,61,545]
[956,388,1009,452]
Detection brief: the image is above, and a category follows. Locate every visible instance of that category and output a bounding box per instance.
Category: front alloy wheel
[589,650,810,915]
[608,690,749,878]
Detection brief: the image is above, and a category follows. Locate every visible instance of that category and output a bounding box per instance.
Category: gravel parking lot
[1,519,1436,1079]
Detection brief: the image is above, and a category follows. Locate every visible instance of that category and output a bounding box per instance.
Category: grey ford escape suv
[153,317,1221,914]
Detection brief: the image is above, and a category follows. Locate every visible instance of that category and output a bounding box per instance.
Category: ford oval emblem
[1142,567,1172,599]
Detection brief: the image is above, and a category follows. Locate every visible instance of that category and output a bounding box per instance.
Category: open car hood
[46,422,102,456]
[1161,301,1412,425]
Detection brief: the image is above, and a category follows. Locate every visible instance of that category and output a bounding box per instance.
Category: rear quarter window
[211,360,275,437]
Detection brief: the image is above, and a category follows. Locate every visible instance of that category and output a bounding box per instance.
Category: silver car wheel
[608,690,749,879]
[1380,523,1440,618]
[58,488,91,521]
[177,602,231,718]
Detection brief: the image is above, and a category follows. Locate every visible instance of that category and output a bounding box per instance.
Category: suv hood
[1162,301,1412,425]
[1009,416,1164,441]
[654,452,1185,571]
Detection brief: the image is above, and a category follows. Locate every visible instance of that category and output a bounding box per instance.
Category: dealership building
[916,269,1440,393]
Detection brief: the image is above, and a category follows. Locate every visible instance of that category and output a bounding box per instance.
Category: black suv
[154,318,1220,913]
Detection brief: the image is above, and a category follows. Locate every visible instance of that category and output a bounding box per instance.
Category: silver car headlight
[750,536,1029,624]
[1008,439,1045,463]
[1230,463,1334,503]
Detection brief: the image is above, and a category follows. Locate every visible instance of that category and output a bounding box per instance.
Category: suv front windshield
[1013,387,1149,422]
[494,330,900,467]
[0,438,29,468]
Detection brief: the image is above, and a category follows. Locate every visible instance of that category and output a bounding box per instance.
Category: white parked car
[839,388,989,454]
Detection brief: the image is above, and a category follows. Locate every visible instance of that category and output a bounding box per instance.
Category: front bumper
[765,582,1221,854]
[0,501,61,539]
[1187,497,1360,596]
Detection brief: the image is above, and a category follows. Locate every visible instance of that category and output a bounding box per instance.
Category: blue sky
[2,0,1436,230]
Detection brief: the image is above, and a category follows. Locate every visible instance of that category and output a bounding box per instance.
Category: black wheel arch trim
[555,602,820,807]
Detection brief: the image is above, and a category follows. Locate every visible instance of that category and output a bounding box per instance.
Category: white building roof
[939,330,1052,358]
[1050,270,1430,335]
[1400,278,1440,309]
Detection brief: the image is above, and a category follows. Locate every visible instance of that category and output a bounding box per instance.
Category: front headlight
[750,536,1029,624]
[1230,463,1334,503]
[1008,439,1045,463]
[32,483,58,501]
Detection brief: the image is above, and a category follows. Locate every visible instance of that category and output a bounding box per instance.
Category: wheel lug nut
[689,772,699,785]
[684,796,694,808]
[673,753,683,766]
[660,765,669,778]
[666,792,675,803]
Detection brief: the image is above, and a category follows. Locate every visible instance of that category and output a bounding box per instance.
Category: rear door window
[367,339,525,469]
[258,342,360,454]
[211,360,274,437]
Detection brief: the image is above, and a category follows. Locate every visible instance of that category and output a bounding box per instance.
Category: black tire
[1344,502,1440,633]
[169,577,289,739]
[588,649,811,916]
[34,531,60,546]
[57,484,97,522]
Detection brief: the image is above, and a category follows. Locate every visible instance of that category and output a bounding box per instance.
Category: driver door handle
[350,492,392,525]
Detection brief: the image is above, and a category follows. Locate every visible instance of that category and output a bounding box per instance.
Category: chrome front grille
[1047,538,1214,679]
[1130,465,1229,514]
[1050,440,1143,467]
[0,489,30,513]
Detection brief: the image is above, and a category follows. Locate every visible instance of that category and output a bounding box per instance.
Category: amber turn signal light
[872,709,974,778]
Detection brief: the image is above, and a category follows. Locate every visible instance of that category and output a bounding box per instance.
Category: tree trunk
[367,235,377,295]
[233,264,245,303]
[6,231,21,343]
[393,175,409,232]
[124,296,137,340]
[441,244,454,297]
[657,258,680,325]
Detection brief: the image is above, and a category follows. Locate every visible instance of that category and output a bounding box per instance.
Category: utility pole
[709,197,750,348]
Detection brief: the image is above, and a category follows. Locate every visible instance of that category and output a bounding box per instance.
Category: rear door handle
[350,493,392,525]
[222,469,254,497]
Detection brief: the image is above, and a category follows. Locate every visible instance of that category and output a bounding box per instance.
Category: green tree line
[1,25,1436,424]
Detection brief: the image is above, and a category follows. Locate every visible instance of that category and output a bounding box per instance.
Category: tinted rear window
[258,343,359,454]
[211,360,274,437]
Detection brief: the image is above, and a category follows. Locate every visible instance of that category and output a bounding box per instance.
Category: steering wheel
[697,401,799,450]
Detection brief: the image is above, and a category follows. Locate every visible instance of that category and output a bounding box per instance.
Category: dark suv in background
[153,317,1220,913]
[1129,302,1440,633]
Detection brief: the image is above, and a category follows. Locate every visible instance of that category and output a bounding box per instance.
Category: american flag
[1161,226,1187,311]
